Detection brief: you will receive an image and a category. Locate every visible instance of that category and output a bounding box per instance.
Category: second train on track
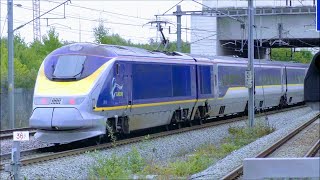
[29,43,308,143]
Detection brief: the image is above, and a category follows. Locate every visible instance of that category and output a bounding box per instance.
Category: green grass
[89,147,145,179]
[88,123,275,179]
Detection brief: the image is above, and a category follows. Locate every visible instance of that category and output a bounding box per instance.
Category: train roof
[189,54,308,67]
[50,43,309,68]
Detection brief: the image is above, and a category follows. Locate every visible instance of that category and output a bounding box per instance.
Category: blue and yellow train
[29,43,308,144]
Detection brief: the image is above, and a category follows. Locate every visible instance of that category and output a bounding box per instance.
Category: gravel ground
[190,108,319,179]
[0,107,316,179]
[0,136,50,155]
[269,119,319,158]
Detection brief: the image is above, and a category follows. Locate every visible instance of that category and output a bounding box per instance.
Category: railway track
[0,105,309,170]
[305,139,320,157]
[222,112,320,180]
[0,127,36,140]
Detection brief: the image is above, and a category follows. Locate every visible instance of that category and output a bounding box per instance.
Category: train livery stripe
[94,99,198,111]
[94,84,303,111]
[34,63,108,96]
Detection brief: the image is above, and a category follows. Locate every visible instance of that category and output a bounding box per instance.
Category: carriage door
[284,67,288,93]
[113,62,131,109]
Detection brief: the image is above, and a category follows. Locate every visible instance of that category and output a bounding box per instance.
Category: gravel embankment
[0,107,317,179]
[191,109,319,179]
[0,136,50,155]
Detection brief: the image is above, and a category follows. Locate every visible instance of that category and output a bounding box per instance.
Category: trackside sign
[317,0,320,31]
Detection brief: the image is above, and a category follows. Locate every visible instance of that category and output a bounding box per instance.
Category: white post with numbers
[5,131,29,180]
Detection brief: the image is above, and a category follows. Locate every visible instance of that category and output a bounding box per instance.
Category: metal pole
[248,0,255,127]
[7,0,15,129]
[12,141,21,179]
[176,5,182,52]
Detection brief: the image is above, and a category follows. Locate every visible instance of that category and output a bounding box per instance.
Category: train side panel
[95,58,198,131]
[254,66,284,109]
[286,67,305,105]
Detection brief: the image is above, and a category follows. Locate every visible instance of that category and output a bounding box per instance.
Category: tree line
[0,24,314,89]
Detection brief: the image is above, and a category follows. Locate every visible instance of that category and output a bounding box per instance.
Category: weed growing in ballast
[88,123,275,179]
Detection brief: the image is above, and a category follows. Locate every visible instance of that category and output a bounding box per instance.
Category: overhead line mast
[33,0,41,41]
[248,0,255,127]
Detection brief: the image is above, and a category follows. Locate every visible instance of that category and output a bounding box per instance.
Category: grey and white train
[29,43,309,144]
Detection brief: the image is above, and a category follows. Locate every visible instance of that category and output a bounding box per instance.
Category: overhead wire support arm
[14,0,71,31]
[190,0,244,23]
[42,2,68,26]
[156,0,244,24]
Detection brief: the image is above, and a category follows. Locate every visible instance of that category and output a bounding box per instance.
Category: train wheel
[199,118,203,125]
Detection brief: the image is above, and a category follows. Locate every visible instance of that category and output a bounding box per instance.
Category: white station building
[190,0,319,58]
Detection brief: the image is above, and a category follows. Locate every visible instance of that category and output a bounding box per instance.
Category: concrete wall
[203,0,315,8]
[217,14,318,40]
[0,88,33,130]
[191,15,218,56]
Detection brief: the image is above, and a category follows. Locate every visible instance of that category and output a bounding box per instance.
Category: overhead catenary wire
[0,2,145,28]
[1,1,225,39]
[162,0,184,15]
[44,0,153,21]
[0,15,7,38]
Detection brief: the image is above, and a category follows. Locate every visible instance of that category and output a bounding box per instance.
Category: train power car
[304,51,320,110]
[29,43,308,144]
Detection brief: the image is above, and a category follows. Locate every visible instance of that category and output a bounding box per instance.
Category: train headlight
[34,97,85,105]
[62,97,85,105]
[34,97,51,105]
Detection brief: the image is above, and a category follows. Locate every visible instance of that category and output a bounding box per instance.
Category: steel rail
[304,139,320,157]
[0,105,308,170]
[221,112,320,180]
[0,127,34,134]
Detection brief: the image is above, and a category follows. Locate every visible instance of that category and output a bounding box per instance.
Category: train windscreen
[53,55,86,79]
[44,54,111,81]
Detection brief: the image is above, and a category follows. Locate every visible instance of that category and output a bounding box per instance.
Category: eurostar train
[29,43,308,144]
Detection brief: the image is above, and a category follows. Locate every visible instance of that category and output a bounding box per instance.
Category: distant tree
[271,48,313,64]
[93,21,109,43]
[92,22,190,53]
[42,28,63,54]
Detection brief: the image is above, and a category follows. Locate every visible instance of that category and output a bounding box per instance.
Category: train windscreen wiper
[52,55,86,80]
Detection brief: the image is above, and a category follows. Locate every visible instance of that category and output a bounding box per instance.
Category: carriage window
[287,68,305,84]
[255,67,281,86]
[218,65,246,87]
[132,63,192,100]
[199,66,212,94]
[132,63,172,100]
[172,65,191,96]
